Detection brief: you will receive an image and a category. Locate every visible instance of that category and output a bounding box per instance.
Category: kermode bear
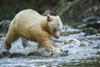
[3,9,63,55]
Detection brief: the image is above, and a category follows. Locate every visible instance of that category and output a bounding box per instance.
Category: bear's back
[15,9,42,23]
[11,9,44,28]
[9,9,45,40]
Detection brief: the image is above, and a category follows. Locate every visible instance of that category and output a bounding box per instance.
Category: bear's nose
[56,36,59,39]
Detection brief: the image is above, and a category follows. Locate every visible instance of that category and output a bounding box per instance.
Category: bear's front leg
[38,43,43,49]
[41,40,61,55]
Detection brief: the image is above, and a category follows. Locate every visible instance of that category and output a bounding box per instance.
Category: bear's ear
[47,14,52,21]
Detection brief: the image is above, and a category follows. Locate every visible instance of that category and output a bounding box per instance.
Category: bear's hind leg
[21,38,28,48]
[3,30,19,50]
[3,39,11,50]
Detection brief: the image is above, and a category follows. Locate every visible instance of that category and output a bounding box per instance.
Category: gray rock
[83,16,100,22]
[83,27,97,35]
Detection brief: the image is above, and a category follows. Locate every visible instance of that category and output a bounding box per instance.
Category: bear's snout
[56,36,59,39]
[54,35,60,39]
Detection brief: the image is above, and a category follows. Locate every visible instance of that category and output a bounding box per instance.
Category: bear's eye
[53,27,58,32]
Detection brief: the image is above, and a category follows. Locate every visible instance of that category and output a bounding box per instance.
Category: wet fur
[3,9,63,55]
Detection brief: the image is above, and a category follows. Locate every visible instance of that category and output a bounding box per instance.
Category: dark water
[0,25,100,67]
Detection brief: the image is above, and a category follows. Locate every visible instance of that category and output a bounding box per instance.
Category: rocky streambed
[0,24,100,67]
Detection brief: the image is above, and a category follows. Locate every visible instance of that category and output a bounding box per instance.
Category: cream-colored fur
[3,9,63,55]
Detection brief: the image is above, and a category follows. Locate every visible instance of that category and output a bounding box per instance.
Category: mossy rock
[83,27,97,35]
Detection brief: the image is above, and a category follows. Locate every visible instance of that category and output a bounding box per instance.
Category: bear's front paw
[53,49,63,56]
[53,49,69,56]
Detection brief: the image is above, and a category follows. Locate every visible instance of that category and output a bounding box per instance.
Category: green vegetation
[0,0,100,24]
[0,0,36,20]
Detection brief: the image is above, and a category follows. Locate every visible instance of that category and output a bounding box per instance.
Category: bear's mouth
[55,36,59,39]
[53,33,60,39]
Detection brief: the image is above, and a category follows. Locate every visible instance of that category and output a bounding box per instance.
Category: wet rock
[65,38,80,44]
[9,53,25,58]
[83,16,100,29]
[64,38,81,47]
[83,16,100,22]
[77,24,86,28]
[27,52,42,56]
[86,23,100,29]
[2,51,10,57]
[60,50,68,56]
[82,15,100,32]
[0,53,3,59]
[96,51,100,55]
[0,20,11,33]
[93,44,100,49]
[96,34,100,36]
[80,41,90,47]
[83,27,97,35]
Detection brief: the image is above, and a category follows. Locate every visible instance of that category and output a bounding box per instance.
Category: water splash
[0,25,100,67]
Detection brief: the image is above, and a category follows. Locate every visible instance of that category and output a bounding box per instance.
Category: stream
[0,24,100,67]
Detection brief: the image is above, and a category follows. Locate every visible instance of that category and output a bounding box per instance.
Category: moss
[0,0,37,20]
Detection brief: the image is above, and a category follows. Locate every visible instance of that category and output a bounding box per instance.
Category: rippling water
[0,25,100,67]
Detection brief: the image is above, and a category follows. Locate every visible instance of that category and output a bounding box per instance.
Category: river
[0,24,100,67]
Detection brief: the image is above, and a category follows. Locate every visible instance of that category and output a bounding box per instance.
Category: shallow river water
[0,25,100,67]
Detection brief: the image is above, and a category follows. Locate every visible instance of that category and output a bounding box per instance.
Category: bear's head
[47,14,63,39]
